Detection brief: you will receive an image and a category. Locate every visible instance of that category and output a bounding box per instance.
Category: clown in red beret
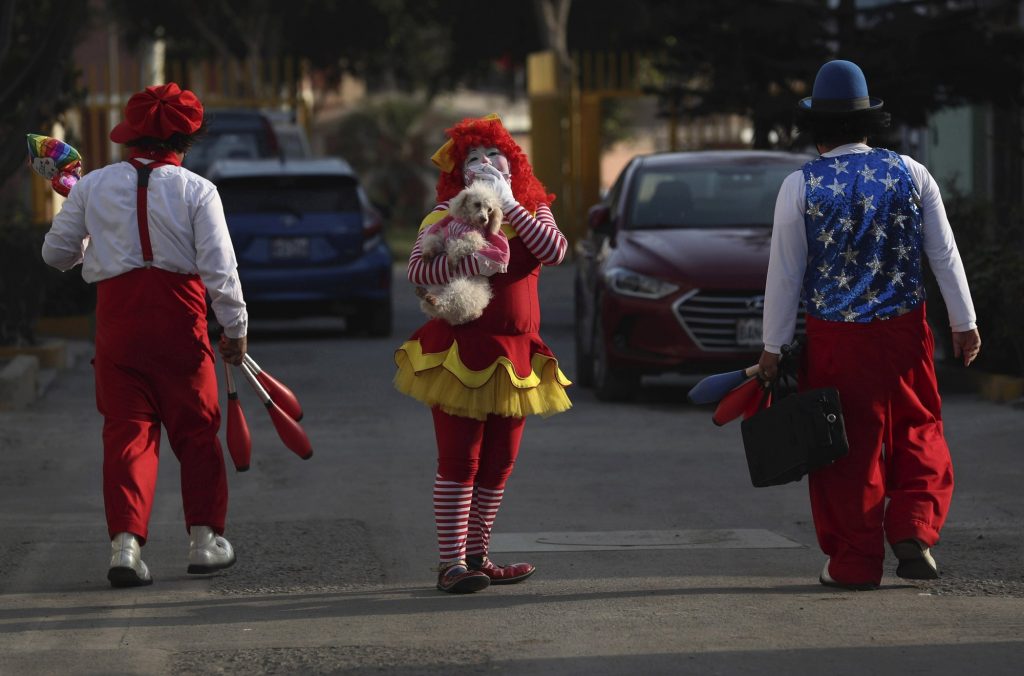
[42,83,248,587]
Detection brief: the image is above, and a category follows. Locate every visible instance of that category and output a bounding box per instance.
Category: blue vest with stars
[802,148,925,323]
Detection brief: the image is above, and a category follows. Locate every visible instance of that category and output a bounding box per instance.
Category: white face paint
[463,145,510,185]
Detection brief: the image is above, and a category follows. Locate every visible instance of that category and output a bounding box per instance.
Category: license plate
[735,318,763,347]
[270,237,309,259]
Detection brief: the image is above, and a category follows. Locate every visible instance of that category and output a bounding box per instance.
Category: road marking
[490,529,804,552]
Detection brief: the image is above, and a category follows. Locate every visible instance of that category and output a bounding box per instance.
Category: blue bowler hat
[798,60,884,113]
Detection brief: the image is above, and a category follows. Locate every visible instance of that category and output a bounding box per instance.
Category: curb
[0,339,71,410]
[0,355,40,410]
[937,363,1024,404]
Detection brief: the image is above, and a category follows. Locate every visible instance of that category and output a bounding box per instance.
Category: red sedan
[574,150,811,400]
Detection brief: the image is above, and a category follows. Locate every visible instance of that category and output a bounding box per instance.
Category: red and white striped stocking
[466,485,505,558]
[434,476,473,564]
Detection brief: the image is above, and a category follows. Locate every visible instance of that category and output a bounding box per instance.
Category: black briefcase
[740,386,849,487]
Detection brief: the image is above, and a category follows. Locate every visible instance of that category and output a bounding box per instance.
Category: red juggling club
[243,353,303,421]
[240,361,313,460]
[223,361,252,471]
[712,376,769,427]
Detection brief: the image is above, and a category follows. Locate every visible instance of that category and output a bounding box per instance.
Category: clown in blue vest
[759,60,981,590]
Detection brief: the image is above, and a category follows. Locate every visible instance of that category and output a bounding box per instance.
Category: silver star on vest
[806,201,824,219]
[893,213,908,228]
[871,222,887,241]
[884,154,902,169]
[889,269,906,286]
[817,229,836,248]
[896,303,910,315]
[817,261,833,277]
[859,194,875,212]
[839,215,855,232]
[866,255,883,274]
[895,242,912,260]
[860,288,880,305]
[828,178,847,196]
[807,173,823,190]
[830,158,849,175]
[859,166,878,183]
[812,290,826,309]
[841,308,859,322]
[881,174,898,191]
[835,270,852,290]
[840,245,859,264]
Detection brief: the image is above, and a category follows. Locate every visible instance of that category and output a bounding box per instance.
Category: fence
[31,55,309,223]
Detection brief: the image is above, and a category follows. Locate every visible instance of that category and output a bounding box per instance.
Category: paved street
[1,264,1022,675]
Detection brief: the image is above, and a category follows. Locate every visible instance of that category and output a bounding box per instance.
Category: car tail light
[362,206,383,251]
[262,116,281,157]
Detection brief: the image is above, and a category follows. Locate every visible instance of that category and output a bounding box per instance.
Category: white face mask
[463,145,511,185]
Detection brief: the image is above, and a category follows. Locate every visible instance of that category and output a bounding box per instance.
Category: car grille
[672,290,806,351]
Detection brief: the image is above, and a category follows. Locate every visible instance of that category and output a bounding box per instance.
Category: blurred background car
[263,110,313,159]
[207,157,393,336]
[184,109,281,177]
[574,150,812,400]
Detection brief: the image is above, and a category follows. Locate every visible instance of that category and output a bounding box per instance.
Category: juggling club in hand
[243,354,303,421]
[223,361,252,471]
[240,361,313,460]
[687,364,760,405]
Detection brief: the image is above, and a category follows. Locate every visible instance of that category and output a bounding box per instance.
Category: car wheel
[573,282,594,388]
[592,309,639,402]
[349,298,392,337]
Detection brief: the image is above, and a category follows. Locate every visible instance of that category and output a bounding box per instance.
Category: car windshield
[628,162,801,229]
[218,175,361,214]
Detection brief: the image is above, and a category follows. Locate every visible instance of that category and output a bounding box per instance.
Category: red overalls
[802,304,953,585]
[94,154,227,543]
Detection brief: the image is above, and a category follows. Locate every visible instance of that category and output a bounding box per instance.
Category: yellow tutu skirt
[394,339,572,421]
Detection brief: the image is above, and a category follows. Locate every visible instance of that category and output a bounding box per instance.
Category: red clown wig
[433,115,555,214]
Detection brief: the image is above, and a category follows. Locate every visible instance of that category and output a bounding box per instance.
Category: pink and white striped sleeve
[407,205,485,285]
[505,204,567,265]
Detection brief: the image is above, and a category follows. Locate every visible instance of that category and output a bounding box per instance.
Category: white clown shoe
[108,532,153,588]
[187,526,236,574]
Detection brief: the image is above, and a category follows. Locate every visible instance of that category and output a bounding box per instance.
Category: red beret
[109,83,204,144]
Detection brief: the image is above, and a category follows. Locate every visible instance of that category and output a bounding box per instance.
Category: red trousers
[431,407,525,488]
[94,267,227,543]
[803,305,953,585]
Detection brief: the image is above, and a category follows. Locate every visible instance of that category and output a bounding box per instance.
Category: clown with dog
[394,114,572,593]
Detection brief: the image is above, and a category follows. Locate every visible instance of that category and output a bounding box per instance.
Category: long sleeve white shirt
[42,160,248,338]
[762,143,976,353]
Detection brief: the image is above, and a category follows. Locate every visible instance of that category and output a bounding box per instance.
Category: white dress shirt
[763,143,976,353]
[42,160,247,338]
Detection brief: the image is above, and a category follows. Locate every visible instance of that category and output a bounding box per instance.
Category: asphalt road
[1,263,1022,675]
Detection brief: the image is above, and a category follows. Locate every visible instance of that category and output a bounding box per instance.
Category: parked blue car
[207,158,393,336]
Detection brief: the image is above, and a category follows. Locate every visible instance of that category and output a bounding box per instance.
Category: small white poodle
[417,182,510,325]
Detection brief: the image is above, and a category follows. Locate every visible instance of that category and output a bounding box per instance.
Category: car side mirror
[587,204,615,237]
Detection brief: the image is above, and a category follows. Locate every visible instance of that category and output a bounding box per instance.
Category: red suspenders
[127,159,170,264]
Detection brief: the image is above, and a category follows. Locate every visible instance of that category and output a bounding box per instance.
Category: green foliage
[0,206,94,347]
[322,98,459,258]
[925,192,1024,376]
[0,0,90,188]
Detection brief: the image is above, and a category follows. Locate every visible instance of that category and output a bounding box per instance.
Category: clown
[394,114,572,593]
[42,83,248,587]
[759,60,980,590]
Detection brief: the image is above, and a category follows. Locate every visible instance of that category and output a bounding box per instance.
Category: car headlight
[604,267,679,299]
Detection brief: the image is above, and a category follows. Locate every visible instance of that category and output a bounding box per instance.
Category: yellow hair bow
[430,113,502,173]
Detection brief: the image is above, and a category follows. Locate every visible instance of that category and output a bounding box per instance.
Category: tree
[0,0,91,187]
[107,0,544,104]
[644,0,1024,149]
